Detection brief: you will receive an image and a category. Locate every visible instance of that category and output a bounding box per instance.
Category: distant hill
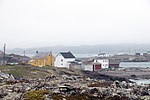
[7,44,150,55]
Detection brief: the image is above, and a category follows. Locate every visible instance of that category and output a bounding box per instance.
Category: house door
[94,64,101,71]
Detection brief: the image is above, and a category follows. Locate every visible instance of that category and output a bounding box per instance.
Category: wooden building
[28,52,54,67]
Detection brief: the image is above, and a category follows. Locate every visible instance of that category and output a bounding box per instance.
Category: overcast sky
[0,0,150,49]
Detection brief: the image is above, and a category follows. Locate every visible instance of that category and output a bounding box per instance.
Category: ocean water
[129,79,150,85]
[120,62,150,68]
[120,62,150,84]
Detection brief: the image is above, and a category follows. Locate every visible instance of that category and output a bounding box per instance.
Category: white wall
[55,54,65,67]
[94,59,109,69]
[65,58,75,68]
[82,64,93,71]
[98,54,110,57]
[68,63,83,70]
[55,53,75,68]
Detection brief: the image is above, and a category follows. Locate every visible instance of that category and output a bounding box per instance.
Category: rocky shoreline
[99,67,150,79]
[0,66,150,100]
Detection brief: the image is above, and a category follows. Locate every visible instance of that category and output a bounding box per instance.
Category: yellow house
[28,52,55,67]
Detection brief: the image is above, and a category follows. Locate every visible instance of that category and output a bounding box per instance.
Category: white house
[98,53,110,57]
[55,51,76,68]
[82,59,94,71]
[94,58,109,69]
[67,60,83,70]
[81,58,109,71]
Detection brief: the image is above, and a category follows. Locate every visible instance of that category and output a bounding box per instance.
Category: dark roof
[98,53,107,55]
[60,52,75,58]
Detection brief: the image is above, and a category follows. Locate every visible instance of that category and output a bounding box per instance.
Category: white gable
[55,52,75,68]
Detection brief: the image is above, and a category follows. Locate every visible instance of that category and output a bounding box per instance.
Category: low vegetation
[52,94,101,100]
[23,90,50,100]
[0,65,82,79]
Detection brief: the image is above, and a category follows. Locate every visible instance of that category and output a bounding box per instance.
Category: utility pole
[3,43,6,65]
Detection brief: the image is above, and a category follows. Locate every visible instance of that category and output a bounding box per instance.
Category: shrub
[23,90,49,100]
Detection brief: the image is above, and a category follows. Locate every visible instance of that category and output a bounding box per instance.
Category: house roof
[33,52,52,59]
[82,60,93,65]
[95,57,108,60]
[82,59,94,65]
[60,52,75,58]
[98,53,107,55]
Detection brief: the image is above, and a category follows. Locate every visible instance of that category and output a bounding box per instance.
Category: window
[61,63,63,65]
[61,59,63,62]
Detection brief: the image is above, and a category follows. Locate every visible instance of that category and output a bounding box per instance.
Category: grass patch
[106,95,131,100]
[0,65,51,79]
[0,65,83,79]
[52,94,101,100]
[23,90,50,100]
[0,65,29,78]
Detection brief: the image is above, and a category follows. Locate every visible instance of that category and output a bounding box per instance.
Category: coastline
[99,67,150,79]
[0,65,150,99]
